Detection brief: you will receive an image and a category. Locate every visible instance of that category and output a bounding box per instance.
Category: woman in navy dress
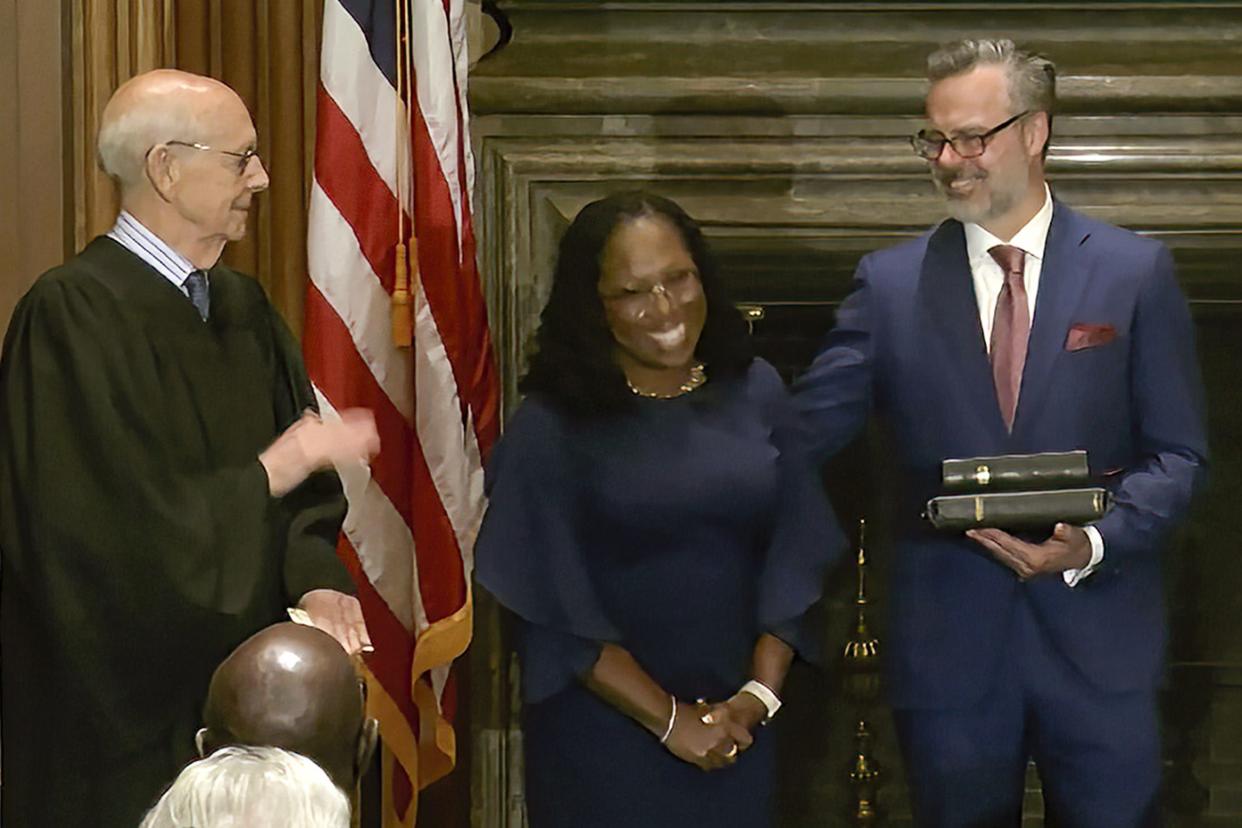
[474,192,843,827]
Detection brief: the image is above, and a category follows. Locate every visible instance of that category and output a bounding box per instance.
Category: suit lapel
[917,219,1009,439]
[1013,201,1093,436]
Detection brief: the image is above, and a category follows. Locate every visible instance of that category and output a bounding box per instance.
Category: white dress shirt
[962,186,1104,586]
[107,210,205,297]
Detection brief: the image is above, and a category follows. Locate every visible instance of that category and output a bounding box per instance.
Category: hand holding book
[966,523,1094,581]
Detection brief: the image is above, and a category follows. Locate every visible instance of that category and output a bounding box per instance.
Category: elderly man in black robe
[0,69,379,826]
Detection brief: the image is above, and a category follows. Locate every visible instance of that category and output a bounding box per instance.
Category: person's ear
[144,144,179,202]
[194,727,210,757]
[1023,112,1050,160]
[355,717,379,783]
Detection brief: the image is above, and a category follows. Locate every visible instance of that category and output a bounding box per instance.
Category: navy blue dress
[474,359,843,827]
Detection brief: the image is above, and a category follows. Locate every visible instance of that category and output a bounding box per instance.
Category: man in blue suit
[795,39,1207,826]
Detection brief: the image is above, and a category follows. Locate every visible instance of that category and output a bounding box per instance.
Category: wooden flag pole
[391,0,414,348]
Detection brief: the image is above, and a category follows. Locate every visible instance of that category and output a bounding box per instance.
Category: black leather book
[925,487,1111,531]
[942,450,1089,493]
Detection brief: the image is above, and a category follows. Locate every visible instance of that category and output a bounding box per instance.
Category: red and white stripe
[305,0,499,818]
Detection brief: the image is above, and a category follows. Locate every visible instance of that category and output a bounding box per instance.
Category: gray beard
[933,167,1026,227]
[940,183,1019,226]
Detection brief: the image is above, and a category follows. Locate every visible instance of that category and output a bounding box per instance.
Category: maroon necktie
[988,244,1029,431]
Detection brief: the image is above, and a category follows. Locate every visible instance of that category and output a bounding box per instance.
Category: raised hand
[259,408,380,496]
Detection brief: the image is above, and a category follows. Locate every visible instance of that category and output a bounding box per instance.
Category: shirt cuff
[1063,525,1105,587]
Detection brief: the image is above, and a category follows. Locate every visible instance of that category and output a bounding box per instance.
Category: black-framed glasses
[163,140,261,174]
[910,111,1030,161]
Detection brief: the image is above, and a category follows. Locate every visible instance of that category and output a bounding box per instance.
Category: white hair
[140,746,351,828]
[96,72,225,189]
[97,97,200,189]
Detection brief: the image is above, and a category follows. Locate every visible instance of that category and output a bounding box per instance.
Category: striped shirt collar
[106,211,204,296]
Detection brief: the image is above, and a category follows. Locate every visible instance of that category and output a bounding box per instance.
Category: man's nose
[934,139,974,169]
[248,157,270,192]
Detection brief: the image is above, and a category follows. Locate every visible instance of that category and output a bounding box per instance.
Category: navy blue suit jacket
[795,202,1208,710]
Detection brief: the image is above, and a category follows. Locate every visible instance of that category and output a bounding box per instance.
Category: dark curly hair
[520,191,754,418]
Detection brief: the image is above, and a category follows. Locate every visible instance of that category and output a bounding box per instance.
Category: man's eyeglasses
[163,140,261,175]
[910,111,1030,161]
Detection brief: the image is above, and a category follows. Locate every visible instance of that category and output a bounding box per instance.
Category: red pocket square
[1065,323,1117,351]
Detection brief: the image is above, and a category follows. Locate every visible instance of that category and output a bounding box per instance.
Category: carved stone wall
[468,3,1242,825]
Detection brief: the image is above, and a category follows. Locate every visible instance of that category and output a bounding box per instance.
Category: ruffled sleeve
[749,360,846,662]
[474,396,622,702]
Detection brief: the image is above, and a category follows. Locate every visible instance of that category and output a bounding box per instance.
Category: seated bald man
[197,622,379,793]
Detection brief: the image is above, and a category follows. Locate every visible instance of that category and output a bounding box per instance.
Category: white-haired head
[97,69,238,191]
[96,69,267,266]
[140,746,350,828]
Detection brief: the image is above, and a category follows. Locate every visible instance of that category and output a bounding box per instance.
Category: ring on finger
[725,744,738,758]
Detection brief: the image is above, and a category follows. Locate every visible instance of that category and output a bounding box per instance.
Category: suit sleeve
[791,255,877,462]
[1092,244,1208,561]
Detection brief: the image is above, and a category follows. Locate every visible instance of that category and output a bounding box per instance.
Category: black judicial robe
[0,237,355,826]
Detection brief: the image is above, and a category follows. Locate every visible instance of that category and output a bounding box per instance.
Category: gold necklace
[627,363,707,399]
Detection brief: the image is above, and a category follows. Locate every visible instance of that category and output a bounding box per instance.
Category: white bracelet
[739,679,782,724]
[658,695,677,744]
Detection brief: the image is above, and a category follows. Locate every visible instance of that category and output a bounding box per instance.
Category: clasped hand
[664,694,765,771]
[966,522,1092,581]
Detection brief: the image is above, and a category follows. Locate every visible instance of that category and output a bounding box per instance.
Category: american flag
[303,1,499,824]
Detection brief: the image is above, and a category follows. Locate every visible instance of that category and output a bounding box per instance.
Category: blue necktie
[185,270,210,321]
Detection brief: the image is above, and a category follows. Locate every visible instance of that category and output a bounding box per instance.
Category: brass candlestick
[842,519,883,825]
[849,720,881,825]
